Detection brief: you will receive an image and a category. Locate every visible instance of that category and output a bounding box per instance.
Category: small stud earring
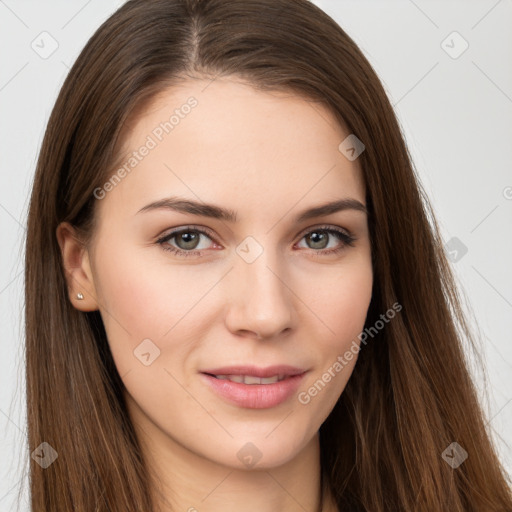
[76,292,84,300]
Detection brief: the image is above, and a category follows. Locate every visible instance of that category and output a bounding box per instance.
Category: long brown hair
[24,0,512,510]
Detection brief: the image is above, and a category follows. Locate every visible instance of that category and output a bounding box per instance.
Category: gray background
[1,0,511,509]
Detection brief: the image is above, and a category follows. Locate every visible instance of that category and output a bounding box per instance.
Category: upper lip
[201,365,307,378]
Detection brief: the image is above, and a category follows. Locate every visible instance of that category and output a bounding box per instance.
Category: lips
[199,365,308,409]
[200,364,306,378]
[213,374,286,384]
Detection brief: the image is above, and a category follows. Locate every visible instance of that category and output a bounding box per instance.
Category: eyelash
[155,224,356,258]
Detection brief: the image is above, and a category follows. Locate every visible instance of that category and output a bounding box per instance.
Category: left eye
[296,228,354,252]
[156,225,356,257]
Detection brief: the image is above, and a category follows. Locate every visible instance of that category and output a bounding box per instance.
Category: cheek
[91,241,222,373]
[93,240,190,332]
[307,257,373,346]
[298,259,372,403]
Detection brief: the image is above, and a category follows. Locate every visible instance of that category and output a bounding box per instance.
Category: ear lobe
[56,222,99,312]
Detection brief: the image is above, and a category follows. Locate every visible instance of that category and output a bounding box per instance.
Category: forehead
[99,77,365,220]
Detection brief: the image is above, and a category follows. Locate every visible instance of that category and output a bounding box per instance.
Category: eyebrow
[137,196,368,223]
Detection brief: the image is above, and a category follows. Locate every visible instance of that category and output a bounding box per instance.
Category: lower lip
[200,372,306,409]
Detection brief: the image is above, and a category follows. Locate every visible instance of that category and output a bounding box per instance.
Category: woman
[24,0,512,510]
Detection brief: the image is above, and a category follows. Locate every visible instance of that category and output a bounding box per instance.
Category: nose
[224,247,296,340]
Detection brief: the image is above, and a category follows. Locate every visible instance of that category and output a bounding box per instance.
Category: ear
[56,222,99,312]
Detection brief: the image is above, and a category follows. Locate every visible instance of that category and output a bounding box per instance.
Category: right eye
[156,226,219,257]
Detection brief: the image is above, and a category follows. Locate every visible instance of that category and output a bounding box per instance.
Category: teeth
[214,374,285,384]
[245,375,264,385]
[260,375,280,384]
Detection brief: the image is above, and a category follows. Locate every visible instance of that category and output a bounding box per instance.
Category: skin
[57,77,373,512]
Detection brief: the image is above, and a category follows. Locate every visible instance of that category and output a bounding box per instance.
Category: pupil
[309,231,327,249]
[179,232,199,249]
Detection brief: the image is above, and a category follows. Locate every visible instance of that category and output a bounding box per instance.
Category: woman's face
[74,77,372,469]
